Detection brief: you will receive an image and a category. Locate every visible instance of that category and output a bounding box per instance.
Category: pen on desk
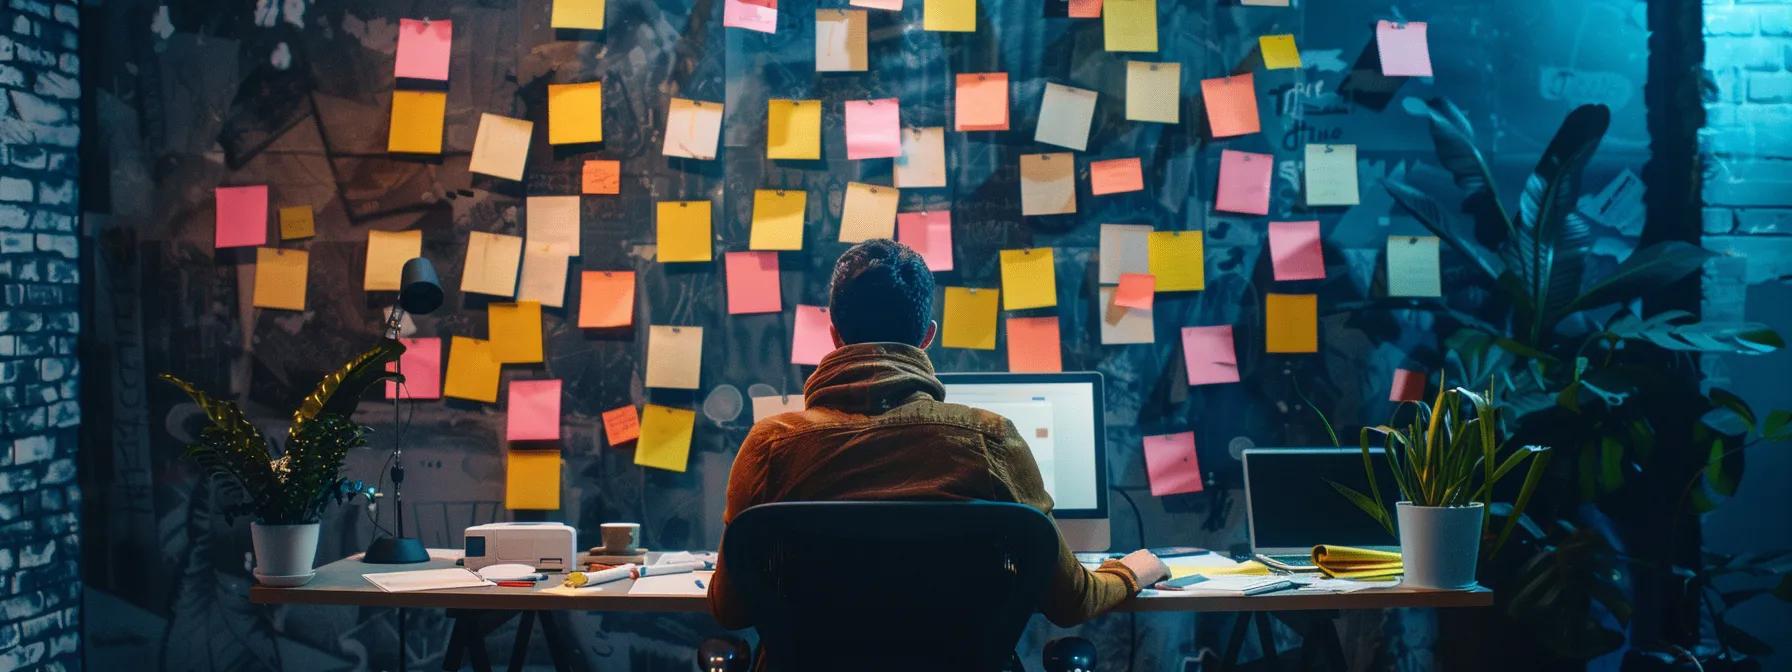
[629,561,706,579]
[694,578,706,590]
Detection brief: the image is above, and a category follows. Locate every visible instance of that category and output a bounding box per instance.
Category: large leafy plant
[161,339,404,525]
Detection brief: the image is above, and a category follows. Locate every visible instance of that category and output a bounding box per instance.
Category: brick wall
[1702,0,1792,319]
[0,0,81,669]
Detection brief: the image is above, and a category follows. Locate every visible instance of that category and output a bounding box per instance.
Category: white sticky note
[1125,61,1180,124]
[1305,144,1360,206]
[526,195,581,254]
[815,9,868,72]
[1387,236,1442,297]
[1035,83,1098,151]
[1098,286,1155,344]
[517,243,571,308]
[751,395,806,422]
[645,325,704,389]
[894,127,947,189]
[1098,224,1152,284]
[1020,153,1077,216]
[461,231,524,298]
[663,98,724,160]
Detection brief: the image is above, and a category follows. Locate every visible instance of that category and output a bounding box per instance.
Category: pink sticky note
[1181,325,1240,386]
[1216,150,1273,216]
[1390,368,1427,402]
[386,337,442,399]
[845,98,902,160]
[215,185,268,248]
[395,18,453,81]
[724,0,778,33]
[506,379,562,442]
[1376,20,1433,77]
[1068,0,1101,18]
[1268,221,1325,281]
[1114,273,1155,309]
[725,250,782,315]
[1144,432,1204,496]
[896,211,953,272]
[792,305,837,365]
[1090,158,1145,195]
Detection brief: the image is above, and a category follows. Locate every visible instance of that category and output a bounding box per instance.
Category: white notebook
[363,568,493,593]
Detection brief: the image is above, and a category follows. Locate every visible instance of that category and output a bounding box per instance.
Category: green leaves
[1603,310,1784,355]
[1385,179,1502,282]
[1566,241,1715,314]
[1510,104,1609,341]
[291,338,405,443]
[1329,480,1395,537]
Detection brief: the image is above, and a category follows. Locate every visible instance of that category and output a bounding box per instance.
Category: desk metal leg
[537,611,575,672]
[1254,612,1281,671]
[444,613,473,671]
[1218,612,1251,672]
[506,612,536,672]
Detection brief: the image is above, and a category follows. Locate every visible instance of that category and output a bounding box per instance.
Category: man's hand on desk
[1117,549,1169,588]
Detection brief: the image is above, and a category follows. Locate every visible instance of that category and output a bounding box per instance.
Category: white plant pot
[251,522,321,587]
[1396,501,1483,590]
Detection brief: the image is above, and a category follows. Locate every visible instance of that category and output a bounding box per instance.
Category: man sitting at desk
[708,239,1168,631]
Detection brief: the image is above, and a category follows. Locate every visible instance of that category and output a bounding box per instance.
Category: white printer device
[463,522,578,572]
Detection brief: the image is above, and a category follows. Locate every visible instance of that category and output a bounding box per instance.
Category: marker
[694,578,706,590]
[496,581,536,588]
[629,561,705,579]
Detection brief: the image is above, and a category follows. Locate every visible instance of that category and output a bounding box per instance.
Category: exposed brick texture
[1703,0,1792,323]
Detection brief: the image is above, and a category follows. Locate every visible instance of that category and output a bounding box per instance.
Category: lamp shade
[398,257,443,315]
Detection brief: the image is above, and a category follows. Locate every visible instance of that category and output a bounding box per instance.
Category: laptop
[1242,448,1400,572]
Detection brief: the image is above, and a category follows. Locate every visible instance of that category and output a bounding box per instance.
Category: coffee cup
[600,522,642,554]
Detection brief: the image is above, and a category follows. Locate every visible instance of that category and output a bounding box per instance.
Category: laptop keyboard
[1259,553,1316,567]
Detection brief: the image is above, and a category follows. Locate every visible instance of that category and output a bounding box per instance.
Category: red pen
[496,580,536,588]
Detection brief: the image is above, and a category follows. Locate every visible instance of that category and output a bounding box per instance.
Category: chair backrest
[721,501,1059,672]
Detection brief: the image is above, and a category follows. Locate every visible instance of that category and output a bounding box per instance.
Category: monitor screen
[1244,448,1401,551]
[938,373,1105,515]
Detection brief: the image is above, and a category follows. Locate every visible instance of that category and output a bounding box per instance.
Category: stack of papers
[363,568,492,592]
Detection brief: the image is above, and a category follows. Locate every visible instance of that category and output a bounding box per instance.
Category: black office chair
[718,501,1060,672]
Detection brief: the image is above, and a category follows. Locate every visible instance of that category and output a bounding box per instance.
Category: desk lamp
[364,257,442,565]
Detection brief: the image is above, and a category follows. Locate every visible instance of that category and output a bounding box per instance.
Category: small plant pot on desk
[251,522,321,587]
[1397,501,1483,590]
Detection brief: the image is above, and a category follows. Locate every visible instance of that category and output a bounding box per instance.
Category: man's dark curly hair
[828,239,935,346]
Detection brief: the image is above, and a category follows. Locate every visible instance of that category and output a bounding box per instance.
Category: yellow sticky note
[548,81,603,145]
[999,248,1057,310]
[657,200,713,263]
[462,231,524,297]
[636,404,697,472]
[443,336,501,403]
[767,99,822,160]
[388,90,447,154]
[489,301,544,364]
[506,451,562,510]
[840,182,898,243]
[750,189,806,251]
[923,0,974,32]
[942,287,999,350]
[364,229,422,291]
[645,325,704,389]
[1148,230,1205,292]
[278,206,315,240]
[470,113,534,181]
[1104,0,1157,52]
[1260,34,1302,69]
[1125,61,1180,123]
[551,0,605,29]
[1265,293,1318,353]
[253,248,308,311]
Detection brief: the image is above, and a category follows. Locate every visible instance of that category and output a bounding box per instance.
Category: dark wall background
[75,0,1655,669]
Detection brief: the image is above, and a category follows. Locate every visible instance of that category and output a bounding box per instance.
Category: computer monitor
[936,372,1110,551]
[1242,448,1401,556]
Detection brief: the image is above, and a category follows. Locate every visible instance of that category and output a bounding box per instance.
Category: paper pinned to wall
[506,450,562,510]
[1216,149,1273,215]
[1099,224,1152,284]
[1304,144,1359,206]
[844,98,902,160]
[1376,20,1433,77]
[752,395,807,421]
[470,113,533,181]
[602,406,640,446]
[999,248,1057,310]
[1113,273,1155,309]
[461,231,524,297]
[527,195,581,254]
[791,305,836,365]
[215,185,268,249]
[750,189,807,250]
[636,405,697,472]
[1069,0,1100,19]
[387,337,442,400]
[577,271,635,328]
[395,18,452,81]
[1125,61,1179,123]
[443,336,501,403]
[663,98,724,159]
[1020,153,1077,216]
[1265,293,1319,353]
[851,0,899,10]
[388,90,447,154]
[582,160,621,195]
[1240,0,1289,5]
[724,0,778,33]
[1390,368,1427,402]
[767,99,822,160]
[517,244,571,308]
[278,206,315,240]
[1386,236,1442,297]
[506,379,563,442]
[1181,325,1240,386]
[1006,316,1063,373]
[894,127,947,188]
[1267,221,1325,282]
[1035,83,1098,151]
[896,210,953,271]
[815,10,868,72]
[1259,34,1301,69]
[839,182,899,242]
[1090,157,1145,195]
[1103,0,1157,52]
[657,200,713,262]
[645,325,704,390]
[488,301,544,364]
[551,0,605,29]
[955,73,1009,131]
[1148,231,1204,292]
[942,287,999,350]
[1098,286,1155,344]
[725,251,782,315]
[1201,74,1260,138]
[923,0,974,32]
[547,82,603,145]
[253,248,308,311]
[1143,432,1203,496]
[364,229,422,291]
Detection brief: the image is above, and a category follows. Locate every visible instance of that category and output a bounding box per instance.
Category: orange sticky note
[1144,432,1203,496]
[1006,316,1063,373]
[636,405,696,472]
[389,90,447,154]
[578,271,635,328]
[278,206,315,240]
[394,18,452,81]
[443,336,501,403]
[1265,293,1318,353]
[791,305,836,366]
[1216,149,1273,215]
[548,81,603,145]
[955,73,1009,131]
[1181,325,1240,386]
[215,185,268,249]
[386,337,442,400]
[1069,0,1100,18]
[1090,158,1145,195]
[602,406,641,446]
[658,201,713,262]
[999,248,1057,310]
[253,248,308,311]
[1113,273,1154,309]
[1147,231,1204,292]
[942,287,999,350]
[488,301,544,364]
[582,160,621,195]
[896,210,953,272]
[1391,368,1427,402]
[505,450,562,510]
[1201,73,1260,138]
[506,379,562,442]
[364,229,422,291]
[725,251,782,314]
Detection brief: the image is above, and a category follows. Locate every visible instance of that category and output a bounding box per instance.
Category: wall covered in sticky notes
[82,0,1653,666]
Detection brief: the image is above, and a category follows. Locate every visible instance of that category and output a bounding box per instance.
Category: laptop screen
[1244,448,1401,551]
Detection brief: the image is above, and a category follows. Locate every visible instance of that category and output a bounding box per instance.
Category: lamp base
[364,536,430,564]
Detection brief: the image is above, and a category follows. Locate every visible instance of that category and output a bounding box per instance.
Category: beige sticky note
[1103,0,1157,52]
[750,189,807,251]
[999,248,1057,310]
[1148,230,1204,292]
[663,98,724,160]
[1304,144,1360,206]
[924,0,974,31]
[506,451,562,510]
[547,81,603,145]
[942,287,999,350]
[1125,61,1180,123]
[489,301,544,364]
[1387,236,1442,297]
[1260,34,1302,69]
[1020,153,1076,216]
[364,229,422,291]
[1098,286,1155,344]
[636,404,696,472]
[1036,83,1098,151]
[462,231,524,297]
[645,325,704,389]
[278,206,315,240]
[767,99,822,160]
[443,336,501,403]
[1265,293,1318,353]
[552,0,605,29]
[527,195,581,254]
[253,248,308,311]
[894,127,947,189]
[389,90,447,154]
[840,182,898,243]
[815,9,868,72]
[657,200,713,262]
[1099,224,1152,284]
[470,113,534,181]
[517,243,571,308]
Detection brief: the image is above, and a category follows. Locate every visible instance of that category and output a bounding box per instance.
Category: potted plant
[161,340,402,586]
[1331,382,1551,589]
